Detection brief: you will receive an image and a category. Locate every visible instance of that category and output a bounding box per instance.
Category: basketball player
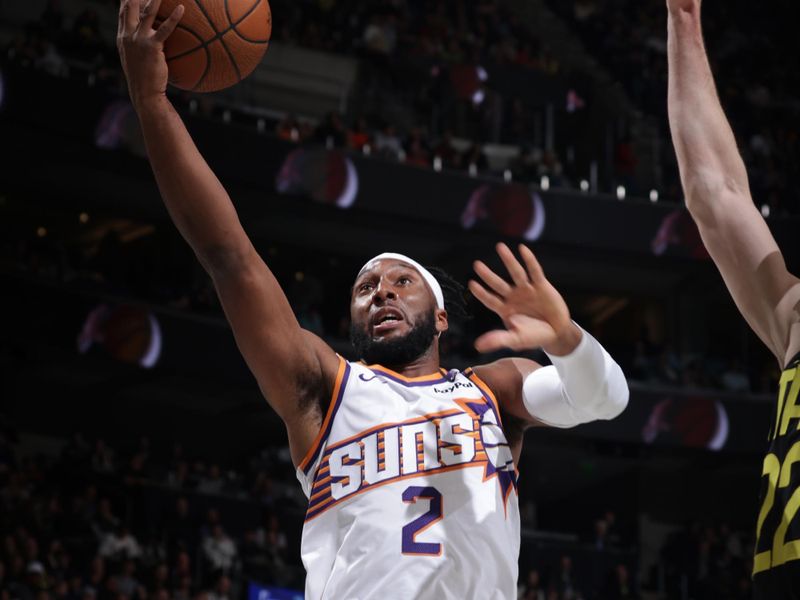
[666,0,800,594]
[117,1,629,597]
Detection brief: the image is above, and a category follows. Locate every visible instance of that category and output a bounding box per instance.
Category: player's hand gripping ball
[156,0,271,92]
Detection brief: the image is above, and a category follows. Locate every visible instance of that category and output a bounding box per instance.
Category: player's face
[349,260,440,366]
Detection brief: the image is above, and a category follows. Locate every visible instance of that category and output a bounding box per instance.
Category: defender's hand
[117,0,184,107]
[469,243,580,355]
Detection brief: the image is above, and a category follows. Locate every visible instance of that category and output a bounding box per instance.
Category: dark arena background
[1,1,799,599]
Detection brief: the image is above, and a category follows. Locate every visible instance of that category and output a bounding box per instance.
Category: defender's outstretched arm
[667,0,800,364]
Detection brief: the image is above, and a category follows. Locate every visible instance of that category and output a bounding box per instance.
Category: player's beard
[350,312,438,368]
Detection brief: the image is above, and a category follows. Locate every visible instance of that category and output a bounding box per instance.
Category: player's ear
[435,309,449,335]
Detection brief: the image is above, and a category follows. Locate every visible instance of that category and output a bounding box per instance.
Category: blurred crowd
[6,0,800,208]
[0,415,758,600]
[550,0,800,216]
[658,521,754,600]
[275,111,569,185]
[620,340,779,396]
[1,208,779,396]
[0,424,307,600]
[269,0,567,146]
[4,0,576,190]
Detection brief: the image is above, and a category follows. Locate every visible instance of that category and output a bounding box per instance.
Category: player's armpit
[690,189,800,364]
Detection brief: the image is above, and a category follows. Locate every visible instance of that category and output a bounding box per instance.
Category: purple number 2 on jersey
[401,486,443,556]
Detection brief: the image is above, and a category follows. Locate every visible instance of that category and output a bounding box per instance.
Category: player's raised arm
[666,0,800,364]
[469,244,628,430]
[116,0,339,463]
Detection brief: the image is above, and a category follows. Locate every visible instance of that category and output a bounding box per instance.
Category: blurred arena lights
[36,227,47,238]
[761,204,771,218]
[579,179,590,192]
[503,169,512,182]
[616,185,626,200]
[540,175,550,191]
[433,156,442,172]
[649,189,659,202]
[468,163,478,177]
[362,144,371,156]
[79,212,90,224]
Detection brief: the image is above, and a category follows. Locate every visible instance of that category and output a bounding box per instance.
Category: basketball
[156,0,271,93]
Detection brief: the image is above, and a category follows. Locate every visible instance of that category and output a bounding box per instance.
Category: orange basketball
[157,0,271,93]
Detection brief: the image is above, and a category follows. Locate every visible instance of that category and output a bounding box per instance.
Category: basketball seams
[190,44,213,92]
[191,0,242,83]
[164,24,204,61]
[163,23,209,90]
[225,0,271,44]
[164,1,269,64]
[164,0,270,91]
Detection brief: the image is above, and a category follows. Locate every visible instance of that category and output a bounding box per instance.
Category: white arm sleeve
[522,324,629,428]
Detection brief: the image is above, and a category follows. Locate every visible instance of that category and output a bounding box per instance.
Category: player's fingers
[519,244,545,283]
[496,243,529,287]
[473,260,511,297]
[118,1,126,34]
[153,4,184,43]
[468,280,504,314]
[474,330,519,353]
[140,0,162,30]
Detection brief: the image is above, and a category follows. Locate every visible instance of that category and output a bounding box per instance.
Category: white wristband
[522,323,629,428]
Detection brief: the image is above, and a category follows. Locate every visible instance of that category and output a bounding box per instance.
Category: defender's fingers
[128,0,141,29]
[496,243,529,287]
[119,0,136,34]
[468,280,504,314]
[519,244,545,282]
[153,4,184,43]
[473,260,511,297]
[140,0,162,30]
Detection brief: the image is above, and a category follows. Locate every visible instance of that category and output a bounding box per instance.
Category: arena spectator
[347,117,372,151]
[201,526,237,574]
[206,573,231,600]
[517,568,545,600]
[165,498,198,558]
[98,526,141,561]
[115,559,140,598]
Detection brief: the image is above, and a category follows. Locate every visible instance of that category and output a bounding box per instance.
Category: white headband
[359,253,445,310]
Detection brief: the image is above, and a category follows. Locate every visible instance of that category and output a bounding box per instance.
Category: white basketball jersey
[296,357,520,600]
